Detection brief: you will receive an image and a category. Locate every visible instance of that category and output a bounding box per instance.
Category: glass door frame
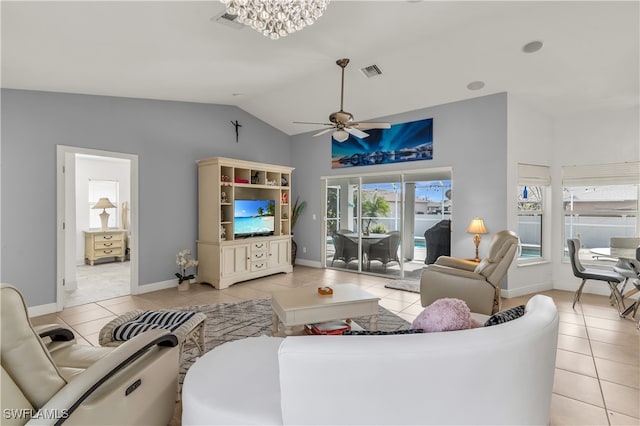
[321,166,452,279]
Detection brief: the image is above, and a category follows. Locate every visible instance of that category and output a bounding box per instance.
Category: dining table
[590,247,638,263]
[343,233,390,271]
[590,246,640,309]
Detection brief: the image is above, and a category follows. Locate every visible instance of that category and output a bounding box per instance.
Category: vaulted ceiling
[2,1,638,135]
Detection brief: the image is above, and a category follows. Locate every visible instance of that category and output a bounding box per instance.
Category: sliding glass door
[325,177,364,271]
[359,175,403,277]
[323,167,452,280]
[323,175,404,278]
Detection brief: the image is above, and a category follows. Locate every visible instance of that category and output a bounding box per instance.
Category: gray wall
[291,93,508,264]
[1,89,292,306]
[1,89,508,306]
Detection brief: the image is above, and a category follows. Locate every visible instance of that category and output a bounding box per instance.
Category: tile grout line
[579,302,612,426]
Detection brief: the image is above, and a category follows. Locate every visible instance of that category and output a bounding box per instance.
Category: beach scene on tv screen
[234,199,275,235]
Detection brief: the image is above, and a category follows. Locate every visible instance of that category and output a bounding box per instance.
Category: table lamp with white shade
[92,197,117,231]
[467,218,488,262]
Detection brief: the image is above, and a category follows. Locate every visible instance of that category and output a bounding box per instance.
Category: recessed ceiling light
[467,81,485,91]
[522,40,543,53]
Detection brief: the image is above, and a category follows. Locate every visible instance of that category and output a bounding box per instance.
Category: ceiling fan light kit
[333,129,349,142]
[294,58,391,142]
[220,0,329,40]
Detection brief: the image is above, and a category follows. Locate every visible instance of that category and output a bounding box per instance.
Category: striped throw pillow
[112,310,196,341]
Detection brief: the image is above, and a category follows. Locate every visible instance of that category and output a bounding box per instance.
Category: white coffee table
[271,284,380,335]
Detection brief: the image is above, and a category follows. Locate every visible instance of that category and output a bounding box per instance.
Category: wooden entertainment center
[196,157,294,289]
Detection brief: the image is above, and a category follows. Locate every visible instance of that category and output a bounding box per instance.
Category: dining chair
[619,246,640,321]
[630,279,640,329]
[567,238,625,315]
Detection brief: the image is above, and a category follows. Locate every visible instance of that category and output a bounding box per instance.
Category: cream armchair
[420,230,520,314]
[1,284,179,425]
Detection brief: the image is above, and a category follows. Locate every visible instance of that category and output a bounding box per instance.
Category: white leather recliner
[420,230,520,314]
[1,284,180,425]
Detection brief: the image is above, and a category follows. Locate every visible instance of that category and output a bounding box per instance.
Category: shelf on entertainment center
[234,183,285,190]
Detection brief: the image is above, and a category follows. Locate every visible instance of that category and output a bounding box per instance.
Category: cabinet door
[221,244,249,277]
[270,239,290,268]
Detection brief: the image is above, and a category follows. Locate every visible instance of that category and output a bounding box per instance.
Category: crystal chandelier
[221,0,330,40]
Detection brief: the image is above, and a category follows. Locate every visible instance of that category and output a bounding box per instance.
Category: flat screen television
[234,199,276,238]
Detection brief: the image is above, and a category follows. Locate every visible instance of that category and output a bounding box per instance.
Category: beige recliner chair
[1,284,180,425]
[420,230,520,314]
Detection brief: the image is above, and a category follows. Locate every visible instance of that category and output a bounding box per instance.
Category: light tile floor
[65,261,130,307]
[32,266,640,425]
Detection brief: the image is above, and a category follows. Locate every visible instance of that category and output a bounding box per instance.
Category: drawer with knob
[84,230,127,266]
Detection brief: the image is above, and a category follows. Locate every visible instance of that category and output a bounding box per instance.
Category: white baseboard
[132,279,177,295]
[294,258,322,268]
[504,281,615,298]
[552,281,611,297]
[28,303,58,317]
[65,279,78,291]
[27,280,177,316]
[503,281,553,298]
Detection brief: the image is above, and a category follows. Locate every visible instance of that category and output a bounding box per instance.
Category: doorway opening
[56,146,139,310]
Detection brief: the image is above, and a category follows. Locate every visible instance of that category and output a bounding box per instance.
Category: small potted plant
[175,249,198,291]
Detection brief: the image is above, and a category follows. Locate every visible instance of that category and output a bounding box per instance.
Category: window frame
[516,164,551,265]
[561,162,640,267]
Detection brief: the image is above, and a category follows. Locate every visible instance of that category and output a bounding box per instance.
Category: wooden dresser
[84,229,127,265]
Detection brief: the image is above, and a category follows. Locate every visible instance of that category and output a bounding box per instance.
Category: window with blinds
[562,162,639,264]
[517,164,551,262]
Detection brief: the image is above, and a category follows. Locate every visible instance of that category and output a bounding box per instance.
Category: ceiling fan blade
[352,122,392,130]
[293,121,333,126]
[313,128,335,137]
[345,127,369,139]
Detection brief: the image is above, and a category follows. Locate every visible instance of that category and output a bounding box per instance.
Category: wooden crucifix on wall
[230,120,242,143]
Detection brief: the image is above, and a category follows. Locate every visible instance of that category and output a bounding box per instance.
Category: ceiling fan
[294,58,391,142]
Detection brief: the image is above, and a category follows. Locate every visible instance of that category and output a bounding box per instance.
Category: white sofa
[182,295,558,425]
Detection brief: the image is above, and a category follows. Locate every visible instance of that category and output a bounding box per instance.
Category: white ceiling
[2,1,638,136]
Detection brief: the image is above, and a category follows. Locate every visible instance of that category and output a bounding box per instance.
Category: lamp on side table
[467,218,488,262]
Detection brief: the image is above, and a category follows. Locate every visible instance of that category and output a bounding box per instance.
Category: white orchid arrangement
[176,249,199,284]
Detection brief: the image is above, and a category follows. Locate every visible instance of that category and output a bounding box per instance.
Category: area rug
[385,279,420,293]
[175,298,410,390]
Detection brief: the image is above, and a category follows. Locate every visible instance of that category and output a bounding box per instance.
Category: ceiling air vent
[212,11,244,30]
[360,64,383,78]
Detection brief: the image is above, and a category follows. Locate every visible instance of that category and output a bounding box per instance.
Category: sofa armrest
[34,324,75,342]
[434,256,478,271]
[27,329,178,426]
[427,264,486,280]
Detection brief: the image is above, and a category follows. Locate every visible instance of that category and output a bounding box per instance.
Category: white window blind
[562,162,640,186]
[518,163,551,186]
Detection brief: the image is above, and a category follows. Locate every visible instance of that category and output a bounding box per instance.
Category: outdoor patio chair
[366,231,401,271]
[331,232,359,267]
